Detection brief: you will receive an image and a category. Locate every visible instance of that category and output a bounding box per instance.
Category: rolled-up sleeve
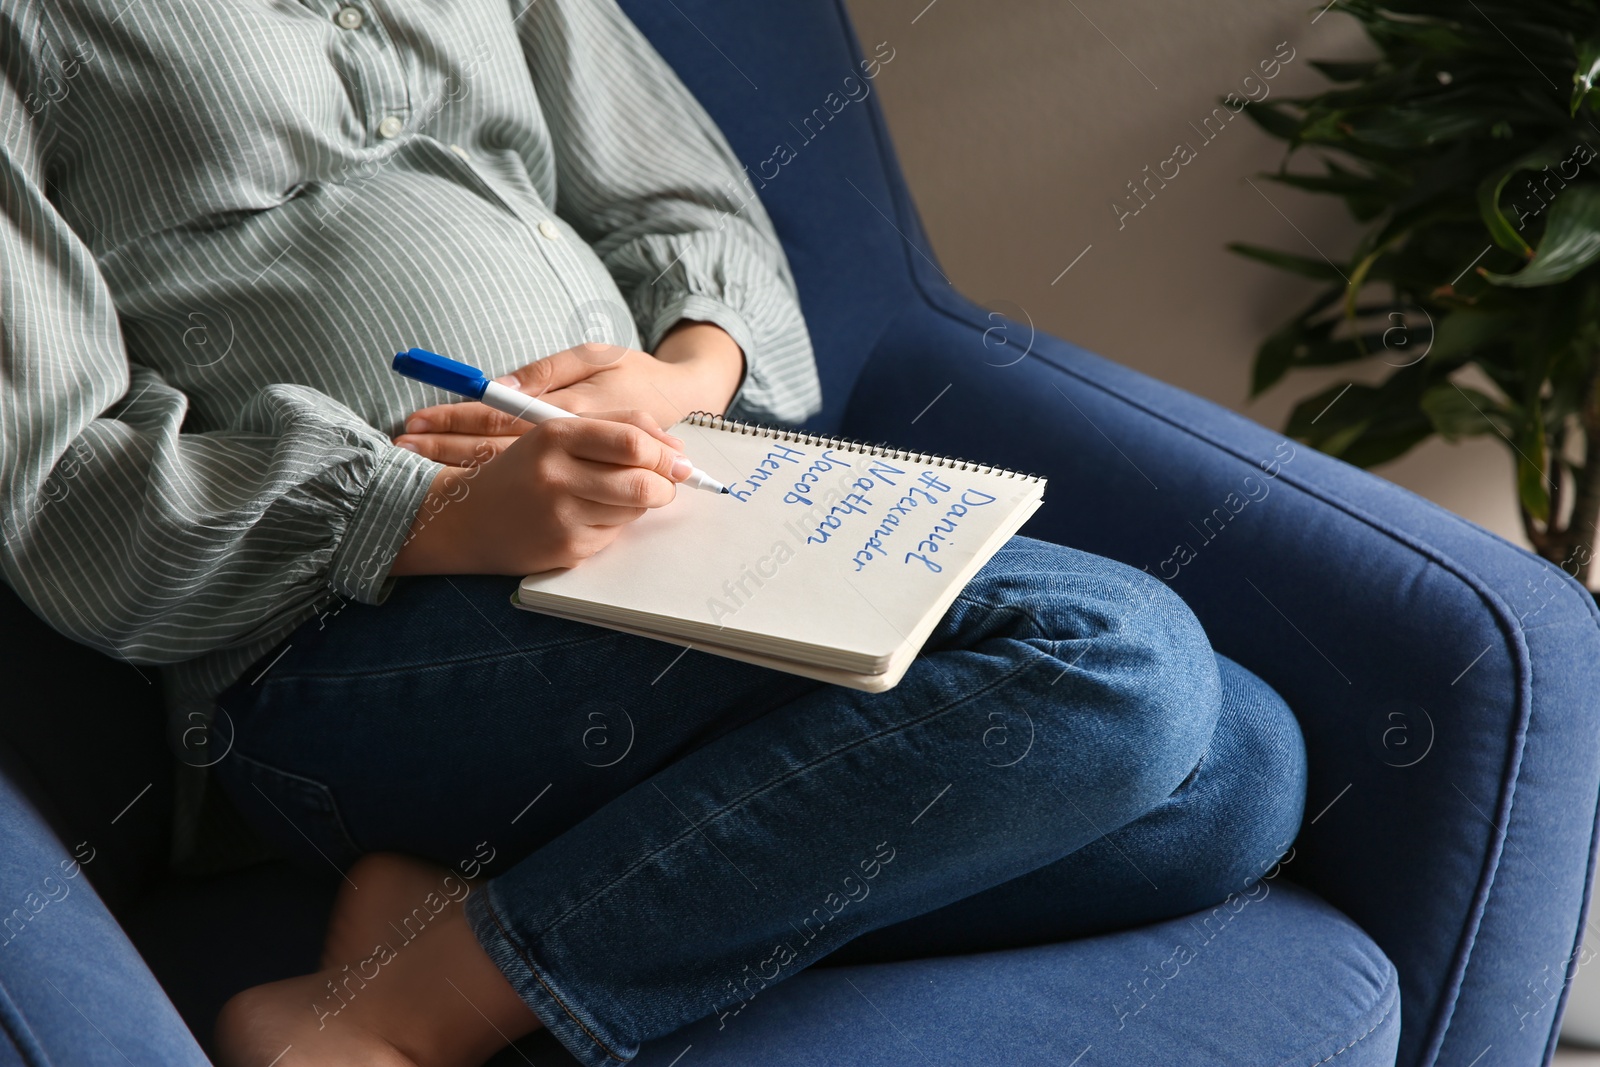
[511,0,824,425]
[0,16,440,666]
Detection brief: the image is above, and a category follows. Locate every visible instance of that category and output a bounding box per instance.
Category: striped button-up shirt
[1,0,821,860]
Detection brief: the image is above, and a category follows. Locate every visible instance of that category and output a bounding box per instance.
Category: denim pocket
[215,751,363,872]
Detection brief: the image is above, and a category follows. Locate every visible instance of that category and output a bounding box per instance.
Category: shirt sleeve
[0,13,441,667]
[511,0,824,426]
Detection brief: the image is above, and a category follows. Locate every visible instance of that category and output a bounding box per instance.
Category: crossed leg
[210,536,1303,1066]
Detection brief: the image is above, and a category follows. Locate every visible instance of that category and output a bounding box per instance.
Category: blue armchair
[4,2,1599,1065]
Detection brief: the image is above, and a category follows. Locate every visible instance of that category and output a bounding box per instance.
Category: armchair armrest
[840,291,1600,1067]
[0,737,207,1064]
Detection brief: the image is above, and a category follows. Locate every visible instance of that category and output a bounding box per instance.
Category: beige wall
[841,0,1543,576]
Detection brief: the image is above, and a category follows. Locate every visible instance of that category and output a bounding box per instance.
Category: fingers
[395,432,515,467]
[501,347,615,399]
[405,401,528,437]
[553,455,679,509]
[585,409,685,451]
[546,416,690,485]
[564,500,649,528]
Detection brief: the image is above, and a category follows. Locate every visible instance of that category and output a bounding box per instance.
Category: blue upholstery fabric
[624,882,1400,1067]
[0,741,207,1067]
[613,0,918,435]
[112,861,1398,1067]
[0,1,1594,1066]
[613,2,1600,1064]
[841,295,1600,1067]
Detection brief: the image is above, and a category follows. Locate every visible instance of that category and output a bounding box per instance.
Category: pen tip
[719,487,729,494]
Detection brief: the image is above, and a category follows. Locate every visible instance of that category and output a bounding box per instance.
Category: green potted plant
[1233,0,1600,585]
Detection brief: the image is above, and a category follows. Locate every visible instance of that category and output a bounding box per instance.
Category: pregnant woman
[0,1,1307,1063]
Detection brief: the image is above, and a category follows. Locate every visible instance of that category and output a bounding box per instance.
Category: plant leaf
[1248,287,1345,396]
[1239,101,1305,143]
[1516,417,1550,523]
[1284,363,1437,467]
[1343,421,1437,468]
[1420,382,1506,439]
[1284,381,1371,447]
[1475,142,1569,257]
[1481,184,1600,287]
[1228,241,1346,282]
[1573,37,1600,116]
[1310,60,1380,83]
[1427,309,1521,360]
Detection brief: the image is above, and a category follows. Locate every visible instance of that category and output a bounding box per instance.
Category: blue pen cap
[392,347,490,399]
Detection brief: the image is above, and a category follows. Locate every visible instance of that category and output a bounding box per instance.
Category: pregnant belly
[104,167,634,434]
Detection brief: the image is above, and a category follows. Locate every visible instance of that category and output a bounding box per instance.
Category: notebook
[513,413,1047,692]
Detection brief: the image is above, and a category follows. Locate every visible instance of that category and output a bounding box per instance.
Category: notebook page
[516,415,1046,675]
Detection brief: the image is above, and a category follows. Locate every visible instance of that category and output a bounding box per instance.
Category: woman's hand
[394,321,744,468]
[390,410,693,576]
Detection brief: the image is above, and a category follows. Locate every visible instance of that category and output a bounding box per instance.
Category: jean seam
[481,887,629,1062]
[256,630,623,686]
[227,751,363,867]
[537,638,1052,941]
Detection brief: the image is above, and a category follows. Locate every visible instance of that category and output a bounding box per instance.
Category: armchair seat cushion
[123,854,1397,1067]
[620,880,1399,1067]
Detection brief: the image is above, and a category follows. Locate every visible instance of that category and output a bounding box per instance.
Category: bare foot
[322,853,477,970]
[214,972,418,1067]
[215,910,540,1067]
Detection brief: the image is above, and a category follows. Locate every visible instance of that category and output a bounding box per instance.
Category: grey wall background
[839,0,1542,573]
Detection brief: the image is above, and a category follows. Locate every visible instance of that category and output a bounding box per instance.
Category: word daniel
[708,448,997,624]
[712,840,896,1028]
[1112,41,1297,231]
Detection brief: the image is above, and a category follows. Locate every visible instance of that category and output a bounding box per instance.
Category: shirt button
[334,6,363,29]
[537,220,562,241]
[449,143,471,161]
[376,115,404,139]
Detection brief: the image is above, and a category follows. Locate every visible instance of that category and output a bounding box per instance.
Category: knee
[1180,654,1308,900]
[1095,564,1222,806]
[1014,555,1221,813]
[956,539,1221,810]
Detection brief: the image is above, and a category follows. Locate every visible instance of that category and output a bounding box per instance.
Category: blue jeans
[213,535,1307,1067]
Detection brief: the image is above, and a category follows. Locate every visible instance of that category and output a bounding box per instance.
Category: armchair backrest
[616,0,923,433]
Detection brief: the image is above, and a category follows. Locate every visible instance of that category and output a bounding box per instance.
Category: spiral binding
[684,412,1046,483]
